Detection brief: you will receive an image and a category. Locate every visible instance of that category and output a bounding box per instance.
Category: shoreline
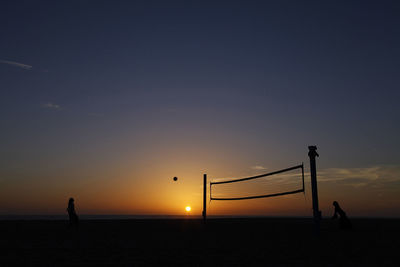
[1,215,399,221]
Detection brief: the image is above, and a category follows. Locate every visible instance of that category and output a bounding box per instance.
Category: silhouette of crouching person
[67,197,79,228]
[332,201,352,230]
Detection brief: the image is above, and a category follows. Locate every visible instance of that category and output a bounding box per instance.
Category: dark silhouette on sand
[332,201,352,229]
[67,197,79,227]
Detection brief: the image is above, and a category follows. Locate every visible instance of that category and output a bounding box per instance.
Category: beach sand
[1,218,399,266]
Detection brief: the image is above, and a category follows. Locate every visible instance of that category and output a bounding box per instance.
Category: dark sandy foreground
[0,218,399,266]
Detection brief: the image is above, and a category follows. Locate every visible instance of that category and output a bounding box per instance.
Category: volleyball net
[210,164,305,201]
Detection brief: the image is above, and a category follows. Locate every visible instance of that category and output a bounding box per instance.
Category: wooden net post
[202,174,207,223]
[308,146,321,234]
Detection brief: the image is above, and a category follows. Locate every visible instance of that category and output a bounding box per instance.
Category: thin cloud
[88,112,104,117]
[318,165,400,188]
[0,59,32,70]
[42,102,61,110]
[251,165,267,170]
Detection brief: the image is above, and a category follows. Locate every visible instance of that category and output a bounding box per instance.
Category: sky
[0,0,399,217]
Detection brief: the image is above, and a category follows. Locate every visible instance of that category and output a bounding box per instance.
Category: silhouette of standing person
[67,197,79,228]
[332,201,352,229]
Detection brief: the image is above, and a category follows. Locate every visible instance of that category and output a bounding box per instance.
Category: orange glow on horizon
[1,160,400,217]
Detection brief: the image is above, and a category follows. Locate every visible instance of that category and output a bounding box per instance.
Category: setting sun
[185,206,191,212]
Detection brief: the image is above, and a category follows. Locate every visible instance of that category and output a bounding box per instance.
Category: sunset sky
[1,0,399,217]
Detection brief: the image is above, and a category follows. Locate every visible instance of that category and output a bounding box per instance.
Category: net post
[301,162,305,192]
[308,146,321,235]
[202,174,207,224]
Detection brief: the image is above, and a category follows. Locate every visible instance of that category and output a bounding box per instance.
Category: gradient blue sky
[1,0,399,216]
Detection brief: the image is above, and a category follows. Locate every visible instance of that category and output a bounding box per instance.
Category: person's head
[333,201,339,207]
[69,198,74,204]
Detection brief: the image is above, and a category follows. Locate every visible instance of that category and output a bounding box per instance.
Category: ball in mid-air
[173,177,178,181]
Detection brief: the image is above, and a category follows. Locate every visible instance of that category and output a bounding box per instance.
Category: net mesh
[210,164,304,201]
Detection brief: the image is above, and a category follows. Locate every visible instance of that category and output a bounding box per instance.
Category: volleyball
[173,177,178,181]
